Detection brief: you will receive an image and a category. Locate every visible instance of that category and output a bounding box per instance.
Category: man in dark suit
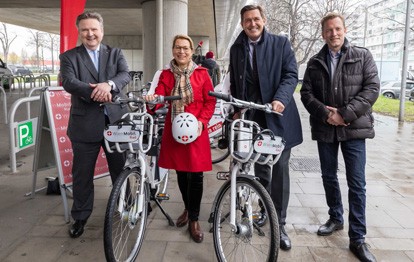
[59,10,131,238]
[229,5,303,251]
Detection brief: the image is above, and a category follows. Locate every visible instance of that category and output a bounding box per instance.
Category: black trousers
[176,171,204,221]
[71,139,125,221]
[255,148,291,226]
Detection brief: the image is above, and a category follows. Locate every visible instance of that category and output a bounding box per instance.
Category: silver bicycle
[103,93,180,262]
[208,91,285,262]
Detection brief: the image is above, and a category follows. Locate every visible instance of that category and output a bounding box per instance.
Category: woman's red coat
[155,66,216,172]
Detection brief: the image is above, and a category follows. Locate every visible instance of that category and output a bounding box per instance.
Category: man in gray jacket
[301,12,379,262]
[60,11,131,238]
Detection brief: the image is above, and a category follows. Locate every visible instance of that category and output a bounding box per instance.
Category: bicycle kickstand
[154,199,175,227]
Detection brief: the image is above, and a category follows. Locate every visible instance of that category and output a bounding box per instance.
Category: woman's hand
[197,121,203,136]
[142,94,158,102]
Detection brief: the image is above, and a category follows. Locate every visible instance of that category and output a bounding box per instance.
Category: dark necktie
[251,43,259,86]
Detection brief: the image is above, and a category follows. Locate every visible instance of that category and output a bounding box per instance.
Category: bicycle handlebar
[112,94,181,105]
[208,91,282,116]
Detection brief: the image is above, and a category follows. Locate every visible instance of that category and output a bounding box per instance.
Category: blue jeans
[317,139,367,244]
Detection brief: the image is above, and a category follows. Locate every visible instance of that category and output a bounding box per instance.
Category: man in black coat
[229,4,303,251]
[200,51,221,87]
[301,12,379,262]
[60,10,131,238]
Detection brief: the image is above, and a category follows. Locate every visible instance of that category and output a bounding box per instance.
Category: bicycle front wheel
[212,176,279,262]
[104,167,148,262]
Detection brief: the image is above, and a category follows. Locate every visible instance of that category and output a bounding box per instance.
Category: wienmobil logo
[257,140,283,149]
[106,130,137,136]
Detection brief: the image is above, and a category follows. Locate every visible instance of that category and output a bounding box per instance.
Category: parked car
[380,80,414,99]
[14,65,32,76]
[409,88,414,102]
[7,64,32,76]
[0,58,13,89]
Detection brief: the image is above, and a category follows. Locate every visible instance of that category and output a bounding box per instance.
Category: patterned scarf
[170,59,197,120]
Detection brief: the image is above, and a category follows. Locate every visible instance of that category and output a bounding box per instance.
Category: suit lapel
[78,45,99,82]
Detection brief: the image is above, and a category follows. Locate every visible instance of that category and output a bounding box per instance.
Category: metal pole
[363,6,368,47]
[379,34,384,82]
[398,0,412,122]
[0,86,7,124]
[156,0,163,70]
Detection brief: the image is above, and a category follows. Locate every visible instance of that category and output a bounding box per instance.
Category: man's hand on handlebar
[271,100,285,114]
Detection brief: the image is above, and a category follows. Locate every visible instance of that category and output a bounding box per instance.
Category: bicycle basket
[104,118,142,153]
[230,120,285,165]
[253,132,285,155]
[104,119,140,143]
[253,129,286,165]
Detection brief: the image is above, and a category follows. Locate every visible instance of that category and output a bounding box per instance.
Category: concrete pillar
[141,0,188,83]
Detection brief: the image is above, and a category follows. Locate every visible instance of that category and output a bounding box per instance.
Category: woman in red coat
[144,35,215,243]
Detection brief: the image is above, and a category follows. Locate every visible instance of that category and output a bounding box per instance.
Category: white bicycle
[103,93,180,262]
[208,91,285,262]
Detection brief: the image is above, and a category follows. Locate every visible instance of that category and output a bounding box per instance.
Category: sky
[1,22,56,59]
[2,23,37,54]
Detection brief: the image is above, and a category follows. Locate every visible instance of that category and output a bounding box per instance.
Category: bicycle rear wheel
[104,167,149,262]
[211,132,230,164]
[212,176,279,262]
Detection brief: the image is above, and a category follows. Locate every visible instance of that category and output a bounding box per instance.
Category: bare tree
[259,0,363,65]
[8,51,19,64]
[44,33,60,73]
[368,0,414,32]
[20,49,29,65]
[0,23,18,64]
[27,30,48,71]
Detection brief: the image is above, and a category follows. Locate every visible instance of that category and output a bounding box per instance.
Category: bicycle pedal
[217,172,229,180]
[156,193,170,200]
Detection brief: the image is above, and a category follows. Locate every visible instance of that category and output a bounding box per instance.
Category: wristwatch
[106,80,115,90]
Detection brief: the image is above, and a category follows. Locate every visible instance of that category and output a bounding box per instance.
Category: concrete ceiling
[0,0,214,46]
[0,0,249,60]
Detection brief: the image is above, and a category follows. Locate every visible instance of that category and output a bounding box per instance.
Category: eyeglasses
[174,46,191,52]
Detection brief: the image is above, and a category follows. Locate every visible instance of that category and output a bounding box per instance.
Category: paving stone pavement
[1,88,414,261]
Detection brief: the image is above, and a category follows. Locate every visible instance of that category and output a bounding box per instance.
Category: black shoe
[280,226,291,250]
[317,219,344,236]
[69,219,87,238]
[349,242,377,262]
[253,211,267,227]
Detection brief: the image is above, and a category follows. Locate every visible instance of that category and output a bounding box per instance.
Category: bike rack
[8,95,41,173]
[0,86,7,124]
[1,73,51,97]
[128,71,143,92]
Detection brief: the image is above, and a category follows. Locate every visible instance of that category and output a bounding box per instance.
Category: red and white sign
[46,88,109,185]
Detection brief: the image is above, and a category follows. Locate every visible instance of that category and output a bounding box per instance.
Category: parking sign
[16,118,37,150]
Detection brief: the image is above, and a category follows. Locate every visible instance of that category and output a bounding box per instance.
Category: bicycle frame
[208,91,285,231]
[103,97,172,219]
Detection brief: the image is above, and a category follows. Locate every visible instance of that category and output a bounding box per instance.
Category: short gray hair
[76,11,104,29]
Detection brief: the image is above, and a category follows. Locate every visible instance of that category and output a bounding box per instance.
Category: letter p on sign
[18,121,33,149]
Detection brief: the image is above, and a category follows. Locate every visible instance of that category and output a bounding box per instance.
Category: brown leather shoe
[176,209,189,227]
[188,221,204,243]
